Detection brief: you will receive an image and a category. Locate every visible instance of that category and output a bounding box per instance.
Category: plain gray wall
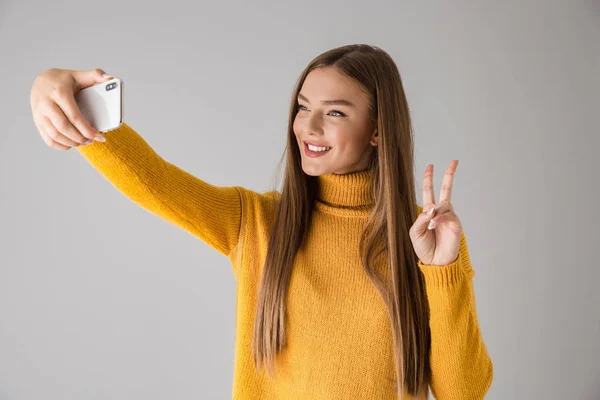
[1,0,598,399]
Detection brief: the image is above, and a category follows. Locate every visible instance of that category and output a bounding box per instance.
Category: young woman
[30,44,493,399]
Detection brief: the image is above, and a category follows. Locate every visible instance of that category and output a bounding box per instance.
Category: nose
[305,113,324,137]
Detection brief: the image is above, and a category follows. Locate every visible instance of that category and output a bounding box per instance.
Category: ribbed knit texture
[76,123,493,399]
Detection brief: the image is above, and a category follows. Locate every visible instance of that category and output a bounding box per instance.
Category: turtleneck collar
[314,167,376,216]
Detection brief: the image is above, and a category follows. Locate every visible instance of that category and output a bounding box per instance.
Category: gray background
[1,0,598,399]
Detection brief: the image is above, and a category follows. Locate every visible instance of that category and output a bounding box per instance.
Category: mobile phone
[74,77,124,134]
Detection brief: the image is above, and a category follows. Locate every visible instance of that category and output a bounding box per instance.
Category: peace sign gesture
[409,160,464,266]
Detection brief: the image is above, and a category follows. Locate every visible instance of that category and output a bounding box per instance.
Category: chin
[301,162,329,177]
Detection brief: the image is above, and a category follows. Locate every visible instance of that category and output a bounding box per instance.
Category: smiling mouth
[304,142,332,157]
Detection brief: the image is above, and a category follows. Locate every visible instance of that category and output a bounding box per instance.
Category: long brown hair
[253,44,430,399]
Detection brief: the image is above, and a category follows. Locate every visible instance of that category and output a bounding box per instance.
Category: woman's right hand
[30,68,114,151]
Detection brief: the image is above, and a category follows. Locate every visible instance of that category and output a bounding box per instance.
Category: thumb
[71,68,113,91]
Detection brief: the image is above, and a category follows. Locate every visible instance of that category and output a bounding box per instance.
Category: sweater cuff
[418,257,465,288]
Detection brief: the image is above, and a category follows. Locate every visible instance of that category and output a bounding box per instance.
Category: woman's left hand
[409,160,463,266]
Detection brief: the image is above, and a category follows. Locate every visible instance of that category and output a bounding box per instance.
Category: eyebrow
[297,93,356,107]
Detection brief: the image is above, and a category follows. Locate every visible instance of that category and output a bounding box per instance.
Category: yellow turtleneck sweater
[75,123,493,399]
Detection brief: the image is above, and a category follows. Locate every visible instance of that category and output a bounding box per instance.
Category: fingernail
[428,218,437,230]
[102,73,113,79]
[84,139,94,145]
[427,206,435,215]
[94,135,106,142]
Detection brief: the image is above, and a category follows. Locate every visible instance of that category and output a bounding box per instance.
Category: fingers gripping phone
[74,77,124,134]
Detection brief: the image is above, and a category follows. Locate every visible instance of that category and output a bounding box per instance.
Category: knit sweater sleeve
[416,214,494,399]
[74,123,242,257]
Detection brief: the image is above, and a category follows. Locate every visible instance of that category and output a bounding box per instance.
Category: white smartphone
[74,77,124,134]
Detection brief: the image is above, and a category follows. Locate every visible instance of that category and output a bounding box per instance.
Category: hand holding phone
[30,68,122,151]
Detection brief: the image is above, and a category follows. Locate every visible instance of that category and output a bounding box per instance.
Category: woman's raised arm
[75,123,242,257]
[31,68,242,257]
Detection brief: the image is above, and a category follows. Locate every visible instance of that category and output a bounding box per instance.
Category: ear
[369,129,378,146]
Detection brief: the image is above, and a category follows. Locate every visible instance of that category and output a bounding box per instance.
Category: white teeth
[307,144,331,152]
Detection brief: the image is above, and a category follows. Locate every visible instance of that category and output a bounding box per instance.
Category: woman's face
[293,66,378,176]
